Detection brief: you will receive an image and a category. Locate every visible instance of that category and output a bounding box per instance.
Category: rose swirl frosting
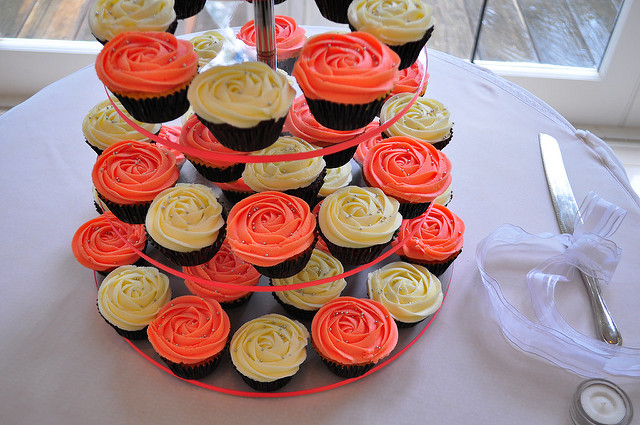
[381,94,453,142]
[89,0,176,42]
[391,61,428,96]
[147,295,231,365]
[311,296,398,364]
[179,114,237,167]
[237,15,306,59]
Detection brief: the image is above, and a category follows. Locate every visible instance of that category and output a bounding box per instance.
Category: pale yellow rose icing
[367,261,442,323]
[145,183,225,252]
[318,163,352,197]
[187,61,295,128]
[242,136,326,192]
[318,186,402,248]
[83,98,161,151]
[272,249,347,311]
[89,0,176,42]
[97,265,172,331]
[434,183,452,206]
[347,0,434,45]
[230,313,309,382]
[189,30,226,68]
[380,94,453,143]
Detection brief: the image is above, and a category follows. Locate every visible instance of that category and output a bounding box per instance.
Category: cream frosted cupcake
[88,0,177,44]
[82,98,161,155]
[367,261,443,327]
[97,265,172,339]
[271,248,348,320]
[189,30,226,69]
[380,94,454,150]
[318,186,402,265]
[316,162,352,206]
[145,183,226,266]
[187,61,295,152]
[242,136,326,206]
[347,0,435,69]
[230,313,309,391]
[435,183,453,206]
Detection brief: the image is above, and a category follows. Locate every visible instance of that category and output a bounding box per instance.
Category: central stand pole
[253,0,277,69]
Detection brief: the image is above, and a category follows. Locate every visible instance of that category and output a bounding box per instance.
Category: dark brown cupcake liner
[322,144,358,169]
[253,233,318,279]
[277,55,299,75]
[113,86,191,124]
[148,225,227,267]
[270,284,318,322]
[395,315,429,329]
[96,191,151,225]
[97,306,149,340]
[187,158,246,183]
[85,139,104,155]
[398,201,431,220]
[399,249,461,277]
[430,128,453,150]
[161,348,226,380]
[236,369,293,392]
[220,189,255,204]
[196,114,285,152]
[319,227,398,266]
[219,292,254,309]
[304,96,387,131]
[283,168,326,207]
[173,0,207,19]
[314,0,351,24]
[318,355,375,378]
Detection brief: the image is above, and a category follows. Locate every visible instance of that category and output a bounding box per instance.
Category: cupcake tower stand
[98,0,453,397]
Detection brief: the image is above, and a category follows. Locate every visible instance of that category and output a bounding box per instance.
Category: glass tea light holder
[570,379,633,425]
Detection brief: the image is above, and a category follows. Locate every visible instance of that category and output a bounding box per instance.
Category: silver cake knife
[539,133,622,346]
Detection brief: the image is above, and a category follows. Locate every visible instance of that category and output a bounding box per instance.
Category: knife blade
[539,133,622,346]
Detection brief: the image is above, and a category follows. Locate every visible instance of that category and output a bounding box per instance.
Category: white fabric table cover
[1,48,639,424]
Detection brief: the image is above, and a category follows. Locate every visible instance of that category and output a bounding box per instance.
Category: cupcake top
[272,248,347,311]
[434,183,452,206]
[95,31,198,95]
[189,30,226,68]
[226,192,317,267]
[284,95,365,146]
[145,183,225,253]
[182,239,261,303]
[363,136,452,203]
[83,98,161,152]
[72,212,146,272]
[394,204,465,262]
[187,61,295,128]
[353,120,383,165]
[318,162,353,198]
[241,136,326,192]
[147,295,231,365]
[367,261,443,323]
[92,140,180,205]
[390,61,429,96]
[230,313,309,382]
[179,114,238,167]
[98,265,172,331]
[292,31,400,104]
[237,15,306,60]
[311,296,398,365]
[318,186,402,248]
[347,0,434,45]
[380,94,453,143]
[157,125,187,169]
[88,0,176,43]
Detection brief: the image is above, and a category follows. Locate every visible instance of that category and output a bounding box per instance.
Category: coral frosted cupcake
[226,191,317,278]
[285,95,365,168]
[347,0,435,69]
[292,32,400,131]
[237,15,306,74]
[88,0,177,45]
[97,265,172,339]
[82,97,161,155]
[241,136,326,206]
[367,261,443,327]
[145,183,226,266]
[157,125,187,169]
[92,140,180,224]
[362,136,452,219]
[230,313,309,391]
[390,61,429,97]
[179,114,245,183]
[188,61,295,152]
[353,120,383,165]
[147,295,231,379]
[189,30,227,69]
[318,186,402,265]
[393,204,464,276]
[72,212,146,275]
[95,31,199,123]
[182,239,261,307]
[380,94,454,150]
[311,296,398,377]
[271,248,348,320]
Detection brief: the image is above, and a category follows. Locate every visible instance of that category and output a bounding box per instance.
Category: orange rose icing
[284,95,365,146]
[226,192,316,267]
[179,114,237,167]
[390,61,429,96]
[394,204,465,262]
[311,296,398,364]
[95,31,198,95]
[92,140,179,205]
[71,212,146,272]
[292,31,400,104]
[237,15,306,59]
[147,295,231,365]
[363,136,452,203]
[182,240,261,303]
[353,120,382,164]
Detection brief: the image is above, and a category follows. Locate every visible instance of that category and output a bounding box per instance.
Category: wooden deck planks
[17,0,92,40]
[565,0,620,68]
[430,0,477,60]
[0,0,37,38]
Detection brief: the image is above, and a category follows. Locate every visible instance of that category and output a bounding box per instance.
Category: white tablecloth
[1,48,638,424]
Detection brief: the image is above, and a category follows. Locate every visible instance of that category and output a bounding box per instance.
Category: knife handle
[580,271,623,346]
